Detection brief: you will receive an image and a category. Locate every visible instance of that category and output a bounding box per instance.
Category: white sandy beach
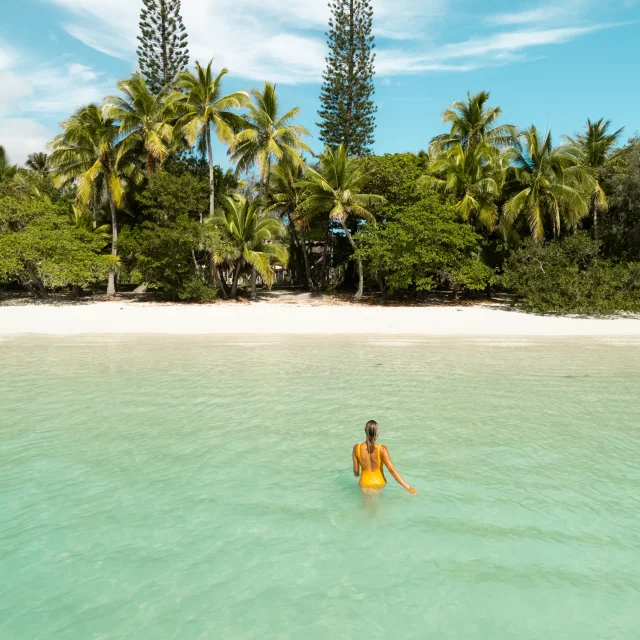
[1,299,640,336]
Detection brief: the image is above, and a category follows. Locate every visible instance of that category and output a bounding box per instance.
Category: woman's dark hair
[365,420,379,454]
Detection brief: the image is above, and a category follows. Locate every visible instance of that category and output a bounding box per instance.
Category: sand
[1,299,640,336]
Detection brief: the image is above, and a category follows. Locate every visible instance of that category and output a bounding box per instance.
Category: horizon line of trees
[1,76,638,312]
[1,0,639,313]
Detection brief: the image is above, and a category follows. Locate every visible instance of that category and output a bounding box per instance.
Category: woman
[353,420,417,494]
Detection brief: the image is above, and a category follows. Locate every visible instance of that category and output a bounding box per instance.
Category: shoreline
[2,300,640,337]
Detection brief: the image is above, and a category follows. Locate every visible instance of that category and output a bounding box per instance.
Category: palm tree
[421,143,503,232]
[266,160,314,290]
[49,104,142,295]
[564,118,627,239]
[26,152,49,176]
[69,204,110,236]
[503,126,591,241]
[298,144,385,299]
[103,72,175,174]
[0,145,17,182]
[169,60,250,218]
[216,194,289,298]
[431,91,517,153]
[230,82,312,192]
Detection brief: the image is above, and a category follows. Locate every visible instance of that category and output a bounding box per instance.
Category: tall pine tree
[137,0,190,95]
[317,0,377,156]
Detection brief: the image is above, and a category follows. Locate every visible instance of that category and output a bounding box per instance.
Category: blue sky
[0,0,638,165]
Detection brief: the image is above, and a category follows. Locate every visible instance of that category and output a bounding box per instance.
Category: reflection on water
[1,336,639,639]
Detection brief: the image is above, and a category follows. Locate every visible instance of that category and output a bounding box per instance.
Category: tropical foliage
[217,194,288,298]
[26,153,49,176]
[356,195,494,295]
[298,144,385,298]
[104,73,176,173]
[49,104,143,296]
[230,81,311,190]
[421,143,502,231]
[170,61,249,218]
[430,91,517,153]
[0,146,17,183]
[564,119,627,239]
[502,126,591,240]
[1,50,638,313]
[0,193,115,297]
[502,233,640,314]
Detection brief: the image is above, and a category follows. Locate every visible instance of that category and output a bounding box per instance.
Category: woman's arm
[381,446,417,494]
[352,444,360,477]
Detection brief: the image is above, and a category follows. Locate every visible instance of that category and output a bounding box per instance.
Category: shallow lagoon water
[1,336,640,639]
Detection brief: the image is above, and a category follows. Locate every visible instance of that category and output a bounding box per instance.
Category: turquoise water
[1,336,640,639]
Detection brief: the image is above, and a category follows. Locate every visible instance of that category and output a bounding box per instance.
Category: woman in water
[353,420,417,494]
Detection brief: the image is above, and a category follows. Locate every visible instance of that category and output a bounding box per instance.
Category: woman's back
[355,442,386,488]
[357,442,383,472]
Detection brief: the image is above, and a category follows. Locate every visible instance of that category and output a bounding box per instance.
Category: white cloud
[490,6,582,26]
[0,118,54,165]
[8,0,629,89]
[0,39,114,134]
[437,26,601,60]
[374,25,606,75]
[41,0,627,82]
[66,63,100,82]
[30,63,113,114]
[488,0,632,26]
[0,71,34,115]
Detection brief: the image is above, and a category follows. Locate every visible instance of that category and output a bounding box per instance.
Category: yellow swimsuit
[356,444,386,489]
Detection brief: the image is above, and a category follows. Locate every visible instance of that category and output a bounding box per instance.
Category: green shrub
[355,195,494,294]
[501,232,640,314]
[176,279,218,302]
[119,216,205,300]
[0,195,114,295]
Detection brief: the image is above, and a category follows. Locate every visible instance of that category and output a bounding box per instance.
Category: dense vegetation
[0,3,639,314]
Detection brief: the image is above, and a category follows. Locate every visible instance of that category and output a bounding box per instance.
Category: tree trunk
[107,189,118,297]
[91,184,97,231]
[230,261,243,298]
[593,198,599,242]
[26,263,47,298]
[250,267,257,298]
[340,221,363,299]
[206,122,214,220]
[19,272,41,299]
[289,218,313,291]
[320,217,331,289]
[217,265,230,298]
[377,272,386,298]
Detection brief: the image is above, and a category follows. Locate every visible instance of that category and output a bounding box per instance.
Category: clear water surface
[1,336,639,639]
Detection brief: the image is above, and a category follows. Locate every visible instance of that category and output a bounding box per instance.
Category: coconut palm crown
[168,60,250,217]
[431,91,518,153]
[564,118,627,238]
[103,72,175,173]
[503,125,591,240]
[230,82,312,189]
[216,193,288,297]
[421,143,503,231]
